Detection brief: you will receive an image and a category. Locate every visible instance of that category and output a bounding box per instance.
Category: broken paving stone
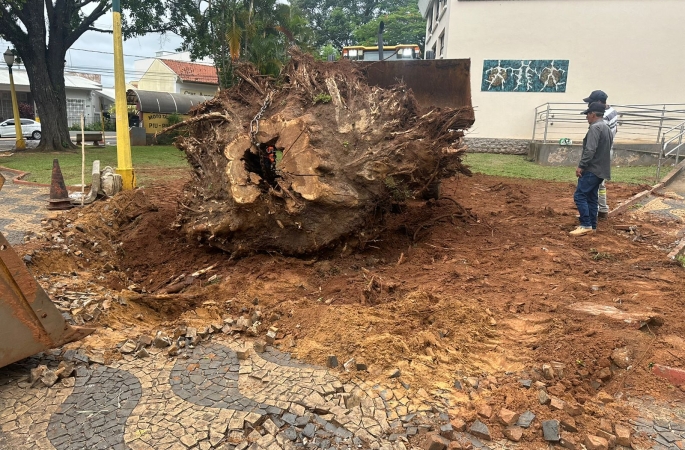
[519,379,532,388]
[538,389,551,405]
[138,335,153,347]
[549,396,566,411]
[167,345,179,357]
[542,420,560,442]
[356,362,368,371]
[40,370,59,388]
[119,340,137,354]
[153,331,171,348]
[564,402,583,417]
[597,367,612,382]
[542,363,555,380]
[504,426,523,442]
[595,430,616,448]
[236,347,251,360]
[426,434,450,450]
[30,365,48,383]
[253,340,266,353]
[596,391,614,403]
[61,377,76,388]
[56,361,75,379]
[469,420,491,441]
[560,432,580,450]
[326,356,338,369]
[450,418,466,432]
[88,353,105,365]
[389,368,401,379]
[498,408,519,426]
[561,416,578,432]
[465,377,479,389]
[135,347,149,358]
[610,346,633,369]
[477,404,492,419]
[614,424,631,446]
[517,411,536,428]
[439,424,454,440]
[302,423,316,438]
[265,327,278,344]
[584,434,609,450]
[598,419,612,434]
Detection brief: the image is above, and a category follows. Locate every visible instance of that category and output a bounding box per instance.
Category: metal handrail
[532,102,685,144]
[657,120,685,180]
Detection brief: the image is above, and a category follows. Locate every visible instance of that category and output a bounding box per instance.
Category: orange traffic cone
[47,159,73,210]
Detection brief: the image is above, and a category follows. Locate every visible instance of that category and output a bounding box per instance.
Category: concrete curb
[0,165,83,192]
[667,238,685,261]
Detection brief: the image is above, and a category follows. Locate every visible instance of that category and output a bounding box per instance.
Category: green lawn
[0,145,189,185]
[464,153,660,185]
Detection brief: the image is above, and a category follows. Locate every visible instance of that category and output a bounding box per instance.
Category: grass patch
[464,154,659,185]
[0,145,188,185]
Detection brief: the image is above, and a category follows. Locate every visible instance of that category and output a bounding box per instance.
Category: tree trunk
[22,53,75,151]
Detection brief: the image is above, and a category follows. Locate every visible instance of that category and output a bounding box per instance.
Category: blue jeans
[574,171,603,228]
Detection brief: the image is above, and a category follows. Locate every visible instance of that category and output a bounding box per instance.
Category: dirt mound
[19,171,685,447]
[171,50,474,256]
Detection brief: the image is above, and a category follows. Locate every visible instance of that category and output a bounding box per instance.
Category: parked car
[0,119,42,140]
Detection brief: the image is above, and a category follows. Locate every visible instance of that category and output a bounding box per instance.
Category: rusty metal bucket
[0,173,93,368]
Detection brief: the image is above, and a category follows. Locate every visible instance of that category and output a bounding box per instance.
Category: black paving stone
[47,366,141,450]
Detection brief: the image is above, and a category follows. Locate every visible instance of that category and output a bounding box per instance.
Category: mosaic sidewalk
[0,169,48,245]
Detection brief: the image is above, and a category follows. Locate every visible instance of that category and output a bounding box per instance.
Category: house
[0,67,111,127]
[137,58,218,97]
[418,0,685,152]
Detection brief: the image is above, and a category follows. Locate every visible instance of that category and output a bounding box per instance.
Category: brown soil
[20,168,685,447]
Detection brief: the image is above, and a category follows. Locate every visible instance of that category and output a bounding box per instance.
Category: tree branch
[88,27,113,33]
[64,0,109,48]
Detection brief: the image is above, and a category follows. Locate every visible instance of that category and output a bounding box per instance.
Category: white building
[134,52,218,97]
[0,67,112,127]
[418,0,685,151]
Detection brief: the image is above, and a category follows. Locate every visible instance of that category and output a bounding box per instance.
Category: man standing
[583,90,618,218]
[570,102,613,236]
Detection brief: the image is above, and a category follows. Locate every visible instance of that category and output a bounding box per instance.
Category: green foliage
[384,176,412,202]
[589,248,613,261]
[318,44,340,61]
[68,120,115,132]
[0,146,187,186]
[166,113,183,125]
[173,0,313,87]
[313,93,332,104]
[676,255,685,268]
[353,6,426,53]
[465,154,659,185]
[292,0,418,49]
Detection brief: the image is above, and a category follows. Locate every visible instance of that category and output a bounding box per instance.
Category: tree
[353,6,426,53]
[0,0,173,151]
[292,0,418,49]
[174,0,313,88]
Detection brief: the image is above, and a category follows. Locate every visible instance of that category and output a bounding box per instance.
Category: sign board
[143,113,189,134]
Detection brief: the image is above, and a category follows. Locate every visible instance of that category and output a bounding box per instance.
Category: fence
[532,103,685,182]
[531,103,685,145]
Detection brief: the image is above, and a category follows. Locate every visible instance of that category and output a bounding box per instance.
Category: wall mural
[481,60,569,92]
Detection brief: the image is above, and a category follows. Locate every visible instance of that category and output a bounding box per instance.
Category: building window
[434,1,440,22]
[428,5,433,31]
[439,33,445,57]
[66,98,86,127]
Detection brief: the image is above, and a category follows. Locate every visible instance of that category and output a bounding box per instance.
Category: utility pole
[378,21,384,61]
[3,48,26,151]
[112,0,135,189]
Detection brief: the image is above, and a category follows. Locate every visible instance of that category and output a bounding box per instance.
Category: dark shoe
[598,211,608,220]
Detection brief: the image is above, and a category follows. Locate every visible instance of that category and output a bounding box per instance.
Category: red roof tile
[160,59,218,85]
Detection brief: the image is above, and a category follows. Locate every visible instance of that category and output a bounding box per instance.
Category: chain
[250,91,273,147]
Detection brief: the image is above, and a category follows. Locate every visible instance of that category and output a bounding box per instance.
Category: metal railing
[657,120,685,180]
[532,102,685,145]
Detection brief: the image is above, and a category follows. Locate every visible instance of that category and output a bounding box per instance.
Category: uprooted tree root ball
[172,51,474,256]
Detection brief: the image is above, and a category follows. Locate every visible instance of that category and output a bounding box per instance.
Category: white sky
[1,15,185,88]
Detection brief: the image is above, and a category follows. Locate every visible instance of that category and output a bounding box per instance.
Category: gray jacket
[579,120,612,180]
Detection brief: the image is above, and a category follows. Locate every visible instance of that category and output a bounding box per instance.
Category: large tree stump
[173,51,474,256]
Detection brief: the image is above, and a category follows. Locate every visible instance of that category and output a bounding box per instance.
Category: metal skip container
[0,173,94,368]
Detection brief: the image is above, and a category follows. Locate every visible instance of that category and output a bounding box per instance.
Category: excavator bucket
[0,173,94,368]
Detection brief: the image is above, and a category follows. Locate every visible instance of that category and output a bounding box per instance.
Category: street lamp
[3,48,26,150]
